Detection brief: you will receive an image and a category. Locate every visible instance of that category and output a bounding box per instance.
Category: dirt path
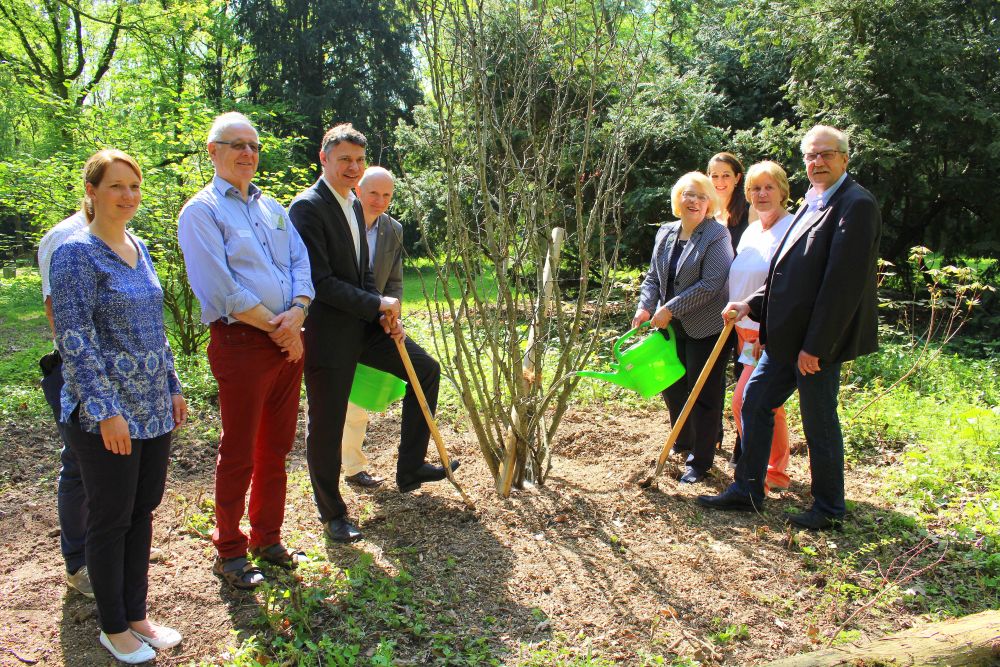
[0,405,919,666]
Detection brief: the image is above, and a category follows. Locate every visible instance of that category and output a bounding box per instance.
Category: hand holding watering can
[632,303,674,330]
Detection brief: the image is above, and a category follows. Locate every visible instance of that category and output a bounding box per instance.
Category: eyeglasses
[215,140,263,153]
[803,150,844,163]
[680,191,709,202]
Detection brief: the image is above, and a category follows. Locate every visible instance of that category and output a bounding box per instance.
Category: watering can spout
[575,369,635,391]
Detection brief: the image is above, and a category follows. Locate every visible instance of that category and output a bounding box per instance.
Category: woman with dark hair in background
[51,149,186,663]
[708,152,752,462]
[707,152,751,252]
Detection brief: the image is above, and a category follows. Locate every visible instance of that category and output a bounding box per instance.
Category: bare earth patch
[0,404,917,665]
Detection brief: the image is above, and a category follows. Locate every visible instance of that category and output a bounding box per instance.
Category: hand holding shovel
[639,310,739,488]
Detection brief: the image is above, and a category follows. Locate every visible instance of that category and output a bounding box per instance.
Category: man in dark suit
[340,166,404,489]
[698,125,881,530]
[288,123,456,542]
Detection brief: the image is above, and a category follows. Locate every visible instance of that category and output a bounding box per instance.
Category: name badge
[238,229,252,238]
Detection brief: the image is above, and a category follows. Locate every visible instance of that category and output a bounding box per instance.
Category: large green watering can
[349,364,407,411]
[576,322,685,398]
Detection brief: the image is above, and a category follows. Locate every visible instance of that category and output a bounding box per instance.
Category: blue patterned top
[51,230,182,438]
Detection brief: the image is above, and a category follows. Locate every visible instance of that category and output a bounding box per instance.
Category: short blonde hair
[670,171,720,219]
[744,161,791,209]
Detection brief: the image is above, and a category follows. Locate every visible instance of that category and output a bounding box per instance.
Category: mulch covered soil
[0,404,915,666]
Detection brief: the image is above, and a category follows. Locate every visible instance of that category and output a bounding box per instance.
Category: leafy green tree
[737,0,1000,261]
[0,0,124,106]
[233,0,422,166]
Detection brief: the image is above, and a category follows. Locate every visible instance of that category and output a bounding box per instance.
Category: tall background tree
[233,0,423,166]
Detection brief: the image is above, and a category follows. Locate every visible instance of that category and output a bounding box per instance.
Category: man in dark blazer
[288,124,456,542]
[340,166,405,488]
[698,125,881,530]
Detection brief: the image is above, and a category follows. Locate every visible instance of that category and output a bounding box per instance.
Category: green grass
[208,550,499,666]
[842,338,1000,550]
[402,258,499,307]
[0,272,52,419]
[788,333,1000,628]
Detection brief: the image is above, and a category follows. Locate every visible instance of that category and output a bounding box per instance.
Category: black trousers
[304,328,440,523]
[64,415,171,634]
[661,326,727,474]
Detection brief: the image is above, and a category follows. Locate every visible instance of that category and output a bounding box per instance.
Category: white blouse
[728,213,794,332]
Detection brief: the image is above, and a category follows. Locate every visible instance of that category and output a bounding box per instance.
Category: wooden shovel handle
[391,333,474,507]
[653,312,738,477]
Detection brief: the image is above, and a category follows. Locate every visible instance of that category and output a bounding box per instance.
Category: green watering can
[576,322,685,398]
[349,364,407,411]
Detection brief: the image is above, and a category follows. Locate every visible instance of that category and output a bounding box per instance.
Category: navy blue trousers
[730,350,845,517]
[40,354,88,574]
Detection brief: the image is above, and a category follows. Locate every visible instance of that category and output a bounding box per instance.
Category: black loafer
[696,488,760,512]
[785,508,843,531]
[345,471,384,488]
[324,517,363,542]
[397,461,460,493]
[678,467,706,484]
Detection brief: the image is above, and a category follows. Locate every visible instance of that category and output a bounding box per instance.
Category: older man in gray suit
[341,166,404,488]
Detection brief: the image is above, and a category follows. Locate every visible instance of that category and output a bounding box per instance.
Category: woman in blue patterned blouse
[50,150,188,664]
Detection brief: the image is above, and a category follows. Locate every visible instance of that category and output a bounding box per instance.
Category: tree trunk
[764,610,1000,667]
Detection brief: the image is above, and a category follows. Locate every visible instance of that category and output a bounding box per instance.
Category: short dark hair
[321,123,367,154]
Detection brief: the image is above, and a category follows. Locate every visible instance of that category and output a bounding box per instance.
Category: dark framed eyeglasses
[214,140,263,153]
[803,150,844,163]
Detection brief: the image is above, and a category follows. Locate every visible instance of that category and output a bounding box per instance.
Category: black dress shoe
[324,517,363,542]
[397,461,460,493]
[345,471,384,488]
[785,508,843,531]
[678,467,706,484]
[696,488,760,512]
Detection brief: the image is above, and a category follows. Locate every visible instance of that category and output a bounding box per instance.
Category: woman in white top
[729,161,795,491]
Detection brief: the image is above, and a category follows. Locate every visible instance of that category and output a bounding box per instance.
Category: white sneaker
[67,566,95,599]
[131,624,183,649]
[99,632,156,664]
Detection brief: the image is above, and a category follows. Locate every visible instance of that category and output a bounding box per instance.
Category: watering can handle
[613,322,673,362]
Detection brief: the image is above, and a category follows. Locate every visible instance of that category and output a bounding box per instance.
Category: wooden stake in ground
[763,609,1000,666]
[392,331,474,507]
[640,311,738,488]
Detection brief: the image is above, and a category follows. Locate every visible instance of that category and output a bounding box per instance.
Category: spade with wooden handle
[387,316,474,507]
[639,310,739,488]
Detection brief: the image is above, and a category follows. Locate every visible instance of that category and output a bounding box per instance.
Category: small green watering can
[349,364,407,411]
[576,322,685,398]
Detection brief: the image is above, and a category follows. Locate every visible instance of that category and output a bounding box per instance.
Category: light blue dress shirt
[804,172,848,213]
[177,176,314,324]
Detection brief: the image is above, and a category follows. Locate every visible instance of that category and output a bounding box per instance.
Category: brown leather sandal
[250,543,307,569]
[213,556,265,589]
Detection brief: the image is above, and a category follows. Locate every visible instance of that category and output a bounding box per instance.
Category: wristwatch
[291,301,309,317]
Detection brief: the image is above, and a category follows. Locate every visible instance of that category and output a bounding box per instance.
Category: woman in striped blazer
[633,171,735,483]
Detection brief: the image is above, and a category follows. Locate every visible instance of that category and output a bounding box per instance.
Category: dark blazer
[639,218,734,339]
[371,213,403,301]
[289,178,381,367]
[748,174,881,364]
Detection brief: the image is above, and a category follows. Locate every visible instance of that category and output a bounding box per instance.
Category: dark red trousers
[207,321,304,558]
